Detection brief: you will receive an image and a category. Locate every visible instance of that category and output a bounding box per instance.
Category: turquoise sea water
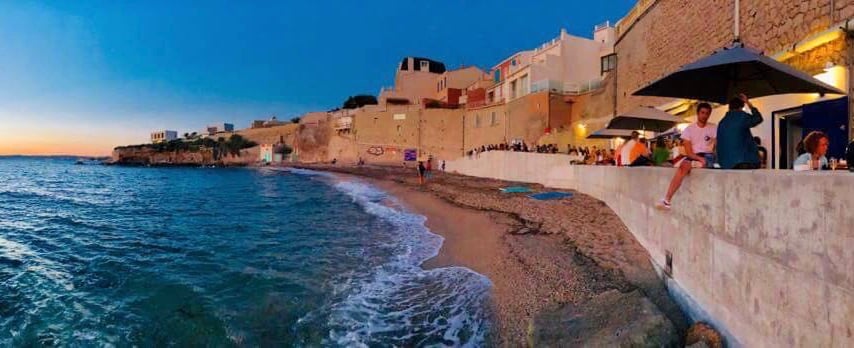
[0,157,491,346]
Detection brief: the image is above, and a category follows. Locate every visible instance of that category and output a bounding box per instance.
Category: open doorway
[774,108,803,170]
[773,97,849,169]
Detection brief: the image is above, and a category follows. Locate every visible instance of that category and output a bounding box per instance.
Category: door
[801,97,849,160]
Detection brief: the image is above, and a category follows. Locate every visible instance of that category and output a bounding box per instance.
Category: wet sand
[295,164,687,346]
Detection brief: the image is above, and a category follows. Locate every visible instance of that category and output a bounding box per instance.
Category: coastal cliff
[110,134,263,166]
[110,146,260,166]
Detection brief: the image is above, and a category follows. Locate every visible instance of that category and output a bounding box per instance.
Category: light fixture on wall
[824,61,837,72]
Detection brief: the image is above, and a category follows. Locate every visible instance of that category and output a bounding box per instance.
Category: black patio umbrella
[606,106,683,133]
[633,43,845,104]
[586,128,636,139]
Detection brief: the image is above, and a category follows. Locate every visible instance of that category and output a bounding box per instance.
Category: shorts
[675,153,715,169]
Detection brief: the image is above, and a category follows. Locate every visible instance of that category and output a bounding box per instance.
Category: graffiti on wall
[367,146,385,156]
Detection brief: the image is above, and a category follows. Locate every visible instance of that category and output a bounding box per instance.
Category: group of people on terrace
[467,142,564,156]
[656,94,841,209]
[463,94,843,210]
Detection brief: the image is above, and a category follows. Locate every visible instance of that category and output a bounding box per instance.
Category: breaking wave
[290,169,493,346]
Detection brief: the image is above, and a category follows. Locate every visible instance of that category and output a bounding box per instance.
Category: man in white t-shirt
[657,103,717,210]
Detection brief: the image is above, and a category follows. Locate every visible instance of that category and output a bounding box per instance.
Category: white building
[151,130,177,144]
[206,123,234,135]
[486,26,614,104]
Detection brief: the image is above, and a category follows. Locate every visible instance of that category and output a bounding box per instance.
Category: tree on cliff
[221,134,257,156]
[343,95,378,109]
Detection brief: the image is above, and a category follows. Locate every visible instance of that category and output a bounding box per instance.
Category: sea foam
[288,169,493,347]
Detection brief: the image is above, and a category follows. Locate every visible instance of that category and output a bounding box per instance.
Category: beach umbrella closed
[586,128,636,139]
[633,43,845,104]
[606,106,682,133]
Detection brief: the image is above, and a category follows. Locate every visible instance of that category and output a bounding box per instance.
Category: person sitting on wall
[628,138,652,166]
[716,94,763,170]
[616,131,642,166]
[793,131,829,171]
[652,138,672,166]
[657,102,717,210]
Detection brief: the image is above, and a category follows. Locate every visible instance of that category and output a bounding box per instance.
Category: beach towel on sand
[499,186,532,193]
[528,191,573,200]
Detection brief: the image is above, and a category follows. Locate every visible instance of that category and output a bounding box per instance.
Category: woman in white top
[793,131,829,170]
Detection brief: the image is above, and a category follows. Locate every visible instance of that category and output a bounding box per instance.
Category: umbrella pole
[733,0,740,41]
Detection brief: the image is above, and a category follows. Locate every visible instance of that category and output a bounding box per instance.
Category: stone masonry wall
[446,151,854,347]
[583,0,854,119]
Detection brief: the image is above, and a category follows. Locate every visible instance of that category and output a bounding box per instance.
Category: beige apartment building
[378,57,447,106]
[435,66,489,106]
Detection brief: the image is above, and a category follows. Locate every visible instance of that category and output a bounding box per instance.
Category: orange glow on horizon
[0,128,143,157]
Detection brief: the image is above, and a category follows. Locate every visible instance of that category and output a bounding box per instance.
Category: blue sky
[0,0,636,155]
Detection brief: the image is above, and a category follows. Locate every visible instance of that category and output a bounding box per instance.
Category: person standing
[417,161,426,185]
[657,103,717,210]
[425,158,433,180]
[441,160,446,172]
[716,94,763,170]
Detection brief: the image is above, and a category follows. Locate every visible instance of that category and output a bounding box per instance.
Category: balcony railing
[530,78,605,95]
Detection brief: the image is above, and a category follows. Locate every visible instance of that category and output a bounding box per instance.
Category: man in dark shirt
[716,94,763,169]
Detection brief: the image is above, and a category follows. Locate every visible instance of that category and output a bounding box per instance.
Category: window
[601,54,617,75]
[397,125,402,134]
[511,58,517,66]
[490,112,497,126]
[510,80,517,99]
[493,70,501,83]
[519,74,529,96]
[420,60,429,71]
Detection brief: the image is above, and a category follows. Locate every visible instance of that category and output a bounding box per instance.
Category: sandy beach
[297,163,687,346]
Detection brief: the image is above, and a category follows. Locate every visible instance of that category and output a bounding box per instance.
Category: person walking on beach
[425,158,433,180]
[417,161,426,185]
[657,102,716,210]
[716,94,762,170]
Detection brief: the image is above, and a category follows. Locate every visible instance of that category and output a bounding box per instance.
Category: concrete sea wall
[447,151,854,347]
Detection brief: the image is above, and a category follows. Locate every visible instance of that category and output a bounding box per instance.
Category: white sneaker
[656,199,672,210]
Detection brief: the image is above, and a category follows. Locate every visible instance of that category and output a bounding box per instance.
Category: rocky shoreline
[294,163,691,347]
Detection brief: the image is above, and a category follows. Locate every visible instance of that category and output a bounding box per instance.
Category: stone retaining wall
[447,151,854,347]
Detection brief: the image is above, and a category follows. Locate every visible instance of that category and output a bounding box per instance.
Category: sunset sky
[0,1,635,156]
